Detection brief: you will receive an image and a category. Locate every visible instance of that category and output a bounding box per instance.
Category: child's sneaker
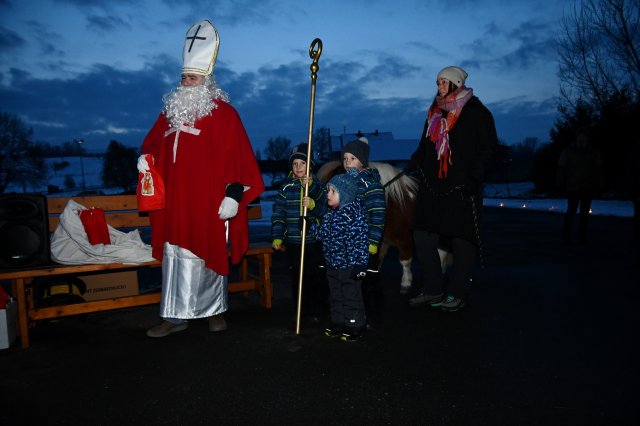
[409,292,443,307]
[439,295,465,312]
[324,324,343,338]
[340,328,364,342]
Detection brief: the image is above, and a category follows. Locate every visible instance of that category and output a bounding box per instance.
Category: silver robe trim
[160,242,228,319]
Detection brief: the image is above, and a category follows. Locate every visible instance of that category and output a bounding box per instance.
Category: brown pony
[317,160,420,293]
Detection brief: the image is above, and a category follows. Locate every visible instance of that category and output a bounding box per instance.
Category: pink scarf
[426,86,473,178]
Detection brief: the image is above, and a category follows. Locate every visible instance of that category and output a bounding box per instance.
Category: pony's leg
[395,238,414,294]
[438,248,453,273]
[380,242,413,293]
[399,258,413,294]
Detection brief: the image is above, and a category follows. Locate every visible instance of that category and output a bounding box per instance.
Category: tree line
[0,113,140,194]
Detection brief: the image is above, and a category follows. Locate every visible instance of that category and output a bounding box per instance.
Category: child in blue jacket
[308,173,369,342]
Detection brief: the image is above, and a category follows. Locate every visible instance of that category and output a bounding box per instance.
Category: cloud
[489,97,558,144]
[0,26,24,54]
[23,118,66,128]
[0,46,558,155]
[0,63,169,150]
[54,0,134,11]
[0,0,564,153]
[86,15,131,32]
[25,20,66,59]
[161,0,282,27]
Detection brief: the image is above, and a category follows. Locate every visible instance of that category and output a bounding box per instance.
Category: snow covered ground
[483,182,634,218]
[6,157,635,221]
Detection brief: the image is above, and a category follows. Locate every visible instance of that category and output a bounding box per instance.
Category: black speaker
[0,194,50,269]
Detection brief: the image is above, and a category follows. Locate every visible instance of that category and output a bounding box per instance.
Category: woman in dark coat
[407,66,498,311]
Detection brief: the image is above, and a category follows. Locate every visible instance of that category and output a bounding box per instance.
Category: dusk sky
[0,0,573,155]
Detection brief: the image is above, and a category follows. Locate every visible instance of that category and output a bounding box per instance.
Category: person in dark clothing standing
[556,129,604,245]
[406,66,497,312]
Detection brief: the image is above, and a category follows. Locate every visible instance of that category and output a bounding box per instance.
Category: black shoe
[324,324,343,338]
[341,327,364,342]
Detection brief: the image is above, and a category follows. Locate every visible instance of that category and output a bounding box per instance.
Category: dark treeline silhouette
[35,141,103,158]
[536,0,639,200]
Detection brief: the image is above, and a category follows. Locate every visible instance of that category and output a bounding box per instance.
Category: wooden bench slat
[0,261,161,280]
[29,293,163,320]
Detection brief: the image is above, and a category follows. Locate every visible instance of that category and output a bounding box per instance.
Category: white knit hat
[182,20,219,76]
[437,66,468,88]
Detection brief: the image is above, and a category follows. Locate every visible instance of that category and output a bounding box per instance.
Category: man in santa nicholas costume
[139,19,264,338]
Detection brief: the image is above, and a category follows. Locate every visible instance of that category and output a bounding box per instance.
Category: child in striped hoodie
[271,144,328,323]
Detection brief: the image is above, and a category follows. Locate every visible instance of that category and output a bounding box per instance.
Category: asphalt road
[1,207,638,425]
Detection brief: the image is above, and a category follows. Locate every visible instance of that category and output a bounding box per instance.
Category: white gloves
[218,197,239,220]
[137,154,150,173]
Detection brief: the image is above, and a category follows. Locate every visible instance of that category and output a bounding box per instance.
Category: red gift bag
[137,154,165,212]
[79,207,111,245]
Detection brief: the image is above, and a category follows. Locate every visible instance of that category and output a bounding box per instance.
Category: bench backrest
[46,195,261,232]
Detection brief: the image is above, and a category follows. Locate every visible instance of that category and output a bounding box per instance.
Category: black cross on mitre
[186,24,207,53]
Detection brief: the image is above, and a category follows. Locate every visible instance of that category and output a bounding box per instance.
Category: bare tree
[558,0,640,109]
[102,140,138,193]
[0,110,47,193]
[513,137,539,154]
[264,136,292,160]
[313,127,332,161]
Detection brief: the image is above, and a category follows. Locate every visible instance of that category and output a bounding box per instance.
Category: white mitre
[182,20,219,76]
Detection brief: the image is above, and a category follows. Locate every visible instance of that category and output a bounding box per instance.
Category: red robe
[141,100,264,276]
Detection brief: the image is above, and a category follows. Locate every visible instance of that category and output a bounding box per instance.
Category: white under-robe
[159,242,228,319]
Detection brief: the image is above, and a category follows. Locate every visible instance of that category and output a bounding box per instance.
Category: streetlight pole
[75,139,86,192]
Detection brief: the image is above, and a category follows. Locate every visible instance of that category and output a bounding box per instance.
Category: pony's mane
[369,161,418,206]
[316,160,341,182]
[316,160,418,208]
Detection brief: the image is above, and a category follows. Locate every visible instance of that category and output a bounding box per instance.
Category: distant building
[329,130,418,166]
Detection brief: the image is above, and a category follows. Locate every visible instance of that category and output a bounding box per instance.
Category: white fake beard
[162,84,219,128]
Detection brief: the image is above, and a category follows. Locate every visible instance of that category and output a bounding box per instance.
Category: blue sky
[0,0,572,155]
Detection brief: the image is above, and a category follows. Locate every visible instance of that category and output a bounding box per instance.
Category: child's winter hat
[436,66,468,88]
[289,143,313,166]
[328,173,359,207]
[342,136,369,167]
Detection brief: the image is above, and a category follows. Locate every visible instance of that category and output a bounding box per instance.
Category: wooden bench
[0,194,273,349]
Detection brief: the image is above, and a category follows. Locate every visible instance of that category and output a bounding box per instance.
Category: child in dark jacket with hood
[307,173,369,342]
[342,137,386,330]
[272,143,328,323]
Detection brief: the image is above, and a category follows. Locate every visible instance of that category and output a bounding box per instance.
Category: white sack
[50,199,155,265]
